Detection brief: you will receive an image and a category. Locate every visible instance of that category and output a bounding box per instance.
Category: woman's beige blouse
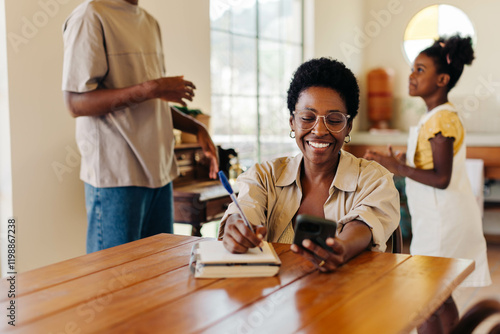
[219,150,400,252]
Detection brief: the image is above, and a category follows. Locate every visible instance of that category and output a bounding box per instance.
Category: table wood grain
[2,233,474,334]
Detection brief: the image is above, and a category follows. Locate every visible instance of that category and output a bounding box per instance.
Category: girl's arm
[364,132,454,189]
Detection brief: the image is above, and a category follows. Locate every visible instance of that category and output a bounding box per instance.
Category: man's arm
[64,76,195,118]
[171,106,219,179]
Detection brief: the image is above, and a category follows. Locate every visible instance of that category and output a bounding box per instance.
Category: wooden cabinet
[344,144,500,180]
[465,147,500,180]
[173,143,212,187]
[172,144,231,236]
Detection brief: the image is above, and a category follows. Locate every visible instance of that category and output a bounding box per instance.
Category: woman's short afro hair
[286,57,359,120]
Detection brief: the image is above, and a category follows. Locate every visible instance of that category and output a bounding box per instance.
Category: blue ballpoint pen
[218,171,263,252]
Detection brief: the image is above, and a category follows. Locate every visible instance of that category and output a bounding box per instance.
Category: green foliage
[175,106,203,117]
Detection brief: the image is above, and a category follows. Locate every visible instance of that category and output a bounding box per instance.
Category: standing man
[62,0,218,253]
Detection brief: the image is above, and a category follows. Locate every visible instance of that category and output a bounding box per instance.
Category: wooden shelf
[344,144,500,180]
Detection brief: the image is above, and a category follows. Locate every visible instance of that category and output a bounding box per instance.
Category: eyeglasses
[293,110,350,133]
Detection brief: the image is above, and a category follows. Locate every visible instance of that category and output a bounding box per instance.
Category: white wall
[141,0,212,115]
[0,0,13,276]
[313,0,364,71]
[312,0,365,131]
[2,0,210,274]
[3,0,85,275]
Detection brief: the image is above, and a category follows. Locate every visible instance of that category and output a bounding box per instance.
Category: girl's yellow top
[414,107,464,169]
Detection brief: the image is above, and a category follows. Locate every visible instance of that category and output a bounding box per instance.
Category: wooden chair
[387,224,403,254]
[450,299,500,334]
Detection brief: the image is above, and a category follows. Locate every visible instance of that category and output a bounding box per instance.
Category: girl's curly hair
[420,34,474,91]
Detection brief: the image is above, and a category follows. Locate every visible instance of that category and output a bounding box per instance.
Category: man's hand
[150,76,196,106]
[64,76,197,117]
[170,105,219,179]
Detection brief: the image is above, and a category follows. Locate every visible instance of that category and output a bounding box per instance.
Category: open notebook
[189,240,281,278]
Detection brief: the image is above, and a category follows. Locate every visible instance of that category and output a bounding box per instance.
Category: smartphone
[293,214,337,252]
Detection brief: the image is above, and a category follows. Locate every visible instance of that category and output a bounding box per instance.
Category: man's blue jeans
[84,182,174,253]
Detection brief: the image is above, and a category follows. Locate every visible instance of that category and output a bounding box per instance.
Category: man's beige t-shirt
[219,151,400,252]
[62,0,178,188]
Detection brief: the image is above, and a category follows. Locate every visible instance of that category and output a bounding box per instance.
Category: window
[403,4,475,64]
[210,0,303,167]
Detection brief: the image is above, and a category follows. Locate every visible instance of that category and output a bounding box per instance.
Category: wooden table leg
[191,223,202,237]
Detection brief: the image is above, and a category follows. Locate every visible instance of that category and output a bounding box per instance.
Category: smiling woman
[218,57,400,273]
[290,87,350,167]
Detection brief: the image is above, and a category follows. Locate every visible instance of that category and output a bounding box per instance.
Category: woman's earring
[289,130,295,139]
[344,134,351,143]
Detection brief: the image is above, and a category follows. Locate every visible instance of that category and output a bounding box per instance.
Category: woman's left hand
[290,238,347,272]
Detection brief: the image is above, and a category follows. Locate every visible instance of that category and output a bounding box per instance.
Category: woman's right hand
[290,237,347,272]
[222,214,267,254]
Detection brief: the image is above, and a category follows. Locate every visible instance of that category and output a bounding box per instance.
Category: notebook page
[198,240,279,264]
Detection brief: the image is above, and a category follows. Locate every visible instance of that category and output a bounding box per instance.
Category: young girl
[364,35,491,332]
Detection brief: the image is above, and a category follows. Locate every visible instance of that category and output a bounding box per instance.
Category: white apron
[405,104,491,287]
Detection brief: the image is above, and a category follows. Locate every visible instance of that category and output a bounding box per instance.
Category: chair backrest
[450,299,500,334]
[387,225,403,254]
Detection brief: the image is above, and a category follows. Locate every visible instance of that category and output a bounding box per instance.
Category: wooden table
[1,234,474,334]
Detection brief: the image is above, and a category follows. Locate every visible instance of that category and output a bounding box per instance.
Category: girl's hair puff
[421,34,475,91]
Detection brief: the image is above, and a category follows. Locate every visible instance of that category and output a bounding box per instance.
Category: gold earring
[289,130,295,139]
[344,134,351,143]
